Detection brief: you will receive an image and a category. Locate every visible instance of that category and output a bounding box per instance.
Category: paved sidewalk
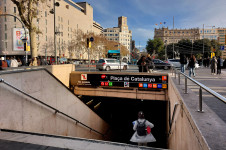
[178,68,226,123]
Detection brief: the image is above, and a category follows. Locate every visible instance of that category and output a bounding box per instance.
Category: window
[5,24,7,31]
[4,6,6,12]
[5,42,7,49]
[46,36,47,41]
[14,17,16,22]
[5,33,7,40]
[14,7,16,13]
[45,19,47,25]
[68,20,69,25]
[45,11,47,17]
[46,27,47,33]
[4,16,7,22]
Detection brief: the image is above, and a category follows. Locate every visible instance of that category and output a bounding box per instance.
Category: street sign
[71,74,168,89]
[220,46,225,50]
[90,37,94,42]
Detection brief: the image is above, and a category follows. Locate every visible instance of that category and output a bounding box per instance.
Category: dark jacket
[137,58,147,72]
[180,55,187,64]
[188,57,195,68]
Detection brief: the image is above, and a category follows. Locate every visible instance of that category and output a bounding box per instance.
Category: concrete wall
[0,69,110,140]
[167,76,209,150]
[74,87,167,101]
[45,64,75,87]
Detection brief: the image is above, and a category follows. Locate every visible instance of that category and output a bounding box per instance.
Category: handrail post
[185,77,188,94]
[174,69,176,79]
[198,87,204,112]
[178,72,180,85]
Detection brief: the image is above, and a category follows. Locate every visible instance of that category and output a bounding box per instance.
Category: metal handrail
[171,67,226,112]
[0,78,105,137]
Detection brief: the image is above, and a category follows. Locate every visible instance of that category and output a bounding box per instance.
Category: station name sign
[72,74,168,89]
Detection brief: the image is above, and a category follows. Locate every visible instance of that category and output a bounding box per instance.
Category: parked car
[153,59,171,70]
[96,58,129,71]
[167,59,180,68]
[167,59,200,69]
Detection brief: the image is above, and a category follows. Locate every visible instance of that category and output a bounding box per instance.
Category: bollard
[178,72,180,85]
[198,87,203,112]
[184,77,188,94]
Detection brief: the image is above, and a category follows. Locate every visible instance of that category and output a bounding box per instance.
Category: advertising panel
[13,28,30,51]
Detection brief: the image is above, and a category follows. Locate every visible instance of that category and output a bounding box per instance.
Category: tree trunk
[30,28,37,58]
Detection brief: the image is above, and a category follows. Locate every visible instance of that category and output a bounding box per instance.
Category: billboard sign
[13,28,30,51]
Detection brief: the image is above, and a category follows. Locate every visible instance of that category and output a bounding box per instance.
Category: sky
[73,0,226,50]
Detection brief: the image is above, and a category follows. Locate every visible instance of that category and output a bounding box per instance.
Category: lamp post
[50,0,60,64]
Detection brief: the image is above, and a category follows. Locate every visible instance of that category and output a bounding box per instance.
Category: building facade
[0,0,103,60]
[199,28,218,40]
[154,27,200,44]
[216,28,226,58]
[103,16,132,61]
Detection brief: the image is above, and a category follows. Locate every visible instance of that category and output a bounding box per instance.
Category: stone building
[103,16,132,61]
[154,27,200,44]
[0,0,102,60]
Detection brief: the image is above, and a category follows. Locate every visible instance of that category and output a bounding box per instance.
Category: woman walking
[188,55,196,77]
[130,111,156,146]
[211,56,217,75]
[217,56,223,75]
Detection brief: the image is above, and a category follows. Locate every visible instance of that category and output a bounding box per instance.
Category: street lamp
[50,0,60,64]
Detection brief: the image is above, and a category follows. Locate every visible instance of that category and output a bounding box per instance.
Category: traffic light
[24,42,27,51]
[87,38,89,48]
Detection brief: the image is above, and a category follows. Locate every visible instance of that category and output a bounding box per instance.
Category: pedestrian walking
[207,57,210,68]
[130,111,156,146]
[6,57,11,67]
[137,56,147,72]
[1,57,8,69]
[180,54,187,73]
[146,54,155,73]
[217,56,223,75]
[210,56,217,75]
[188,55,196,77]
[10,56,19,67]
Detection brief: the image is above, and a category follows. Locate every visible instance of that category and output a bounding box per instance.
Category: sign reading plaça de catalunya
[72,74,168,89]
[109,75,156,82]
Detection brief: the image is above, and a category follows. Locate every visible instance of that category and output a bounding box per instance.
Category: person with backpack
[130,111,156,146]
[180,54,187,73]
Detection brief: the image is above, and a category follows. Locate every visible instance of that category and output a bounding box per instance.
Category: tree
[146,38,164,58]
[11,0,46,59]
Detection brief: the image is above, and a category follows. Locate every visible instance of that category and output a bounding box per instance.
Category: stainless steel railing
[171,67,226,112]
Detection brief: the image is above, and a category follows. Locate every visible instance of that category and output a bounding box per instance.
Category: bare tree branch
[11,0,30,28]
